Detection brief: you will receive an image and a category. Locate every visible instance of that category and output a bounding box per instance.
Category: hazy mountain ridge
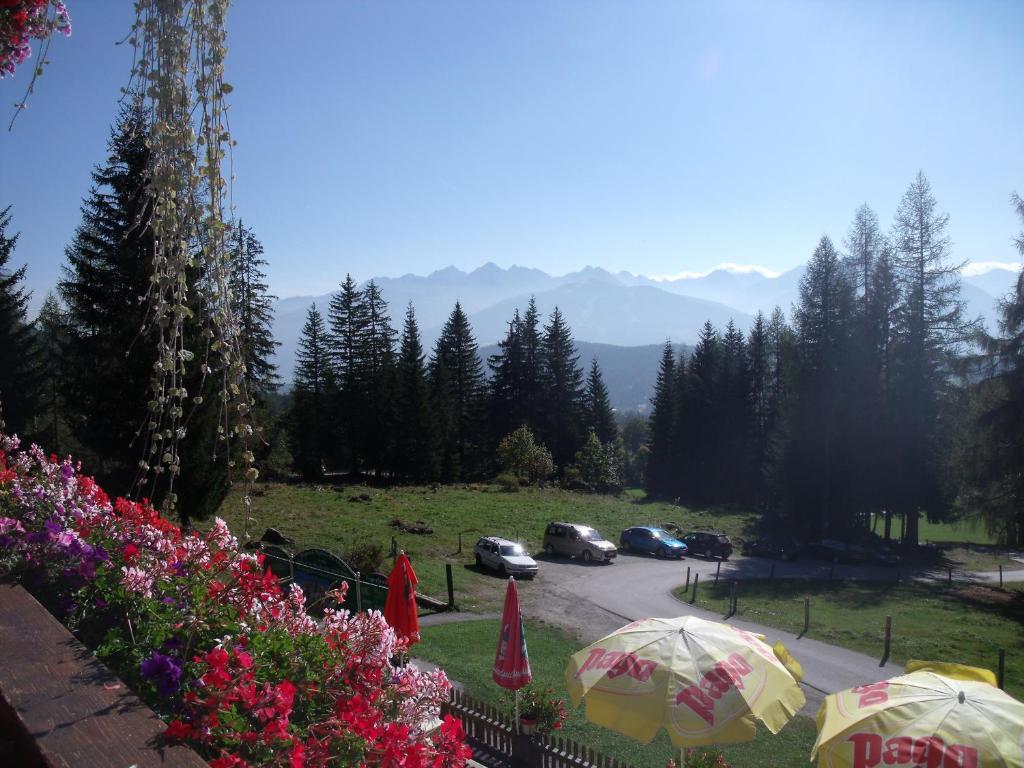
[271,263,1019,404]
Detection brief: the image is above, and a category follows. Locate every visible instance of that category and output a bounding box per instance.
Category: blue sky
[2,0,1022,308]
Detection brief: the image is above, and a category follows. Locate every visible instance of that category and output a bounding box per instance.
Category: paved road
[517,551,1017,713]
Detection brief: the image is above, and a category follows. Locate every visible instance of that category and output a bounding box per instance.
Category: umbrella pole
[515,688,520,734]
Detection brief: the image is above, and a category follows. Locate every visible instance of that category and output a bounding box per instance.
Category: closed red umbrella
[384,551,420,645]
[494,576,532,730]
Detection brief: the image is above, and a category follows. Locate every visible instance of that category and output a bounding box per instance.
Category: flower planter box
[0,582,207,767]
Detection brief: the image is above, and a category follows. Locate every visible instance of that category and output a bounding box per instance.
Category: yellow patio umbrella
[565,616,805,760]
[812,661,1024,768]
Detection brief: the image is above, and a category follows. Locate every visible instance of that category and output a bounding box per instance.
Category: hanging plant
[127,0,256,532]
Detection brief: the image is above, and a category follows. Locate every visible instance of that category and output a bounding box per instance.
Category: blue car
[619,527,689,558]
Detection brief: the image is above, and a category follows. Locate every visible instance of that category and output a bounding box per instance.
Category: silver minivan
[542,522,617,563]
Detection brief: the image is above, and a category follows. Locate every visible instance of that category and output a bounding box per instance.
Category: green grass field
[416,618,818,768]
[871,512,1001,546]
[674,579,1024,699]
[216,482,754,610]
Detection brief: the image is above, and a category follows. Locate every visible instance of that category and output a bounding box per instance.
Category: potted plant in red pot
[513,685,567,737]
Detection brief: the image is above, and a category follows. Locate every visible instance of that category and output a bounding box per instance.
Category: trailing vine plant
[127,0,256,534]
[3,0,73,130]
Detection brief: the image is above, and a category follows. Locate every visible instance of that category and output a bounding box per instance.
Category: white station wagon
[473,536,539,579]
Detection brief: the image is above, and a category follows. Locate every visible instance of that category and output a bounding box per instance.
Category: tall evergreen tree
[289,304,332,481]
[582,357,617,444]
[33,293,69,454]
[327,274,368,471]
[520,297,545,431]
[430,302,486,480]
[228,221,280,397]
[488,309,523,442]
[890,172,974,544]
[645,341,676,498]
[0,206,39,437]
[719,319,753,503]
[538,306,585,469]
[788,235,857,537]
[393,303,434,481]
[956,193,1024,545]
[359,280,397,474]
[684,321,722,503]
[747,312,772,510]
[59,103,155,488]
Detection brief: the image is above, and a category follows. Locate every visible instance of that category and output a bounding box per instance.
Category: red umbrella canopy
[493,577,532,690]
[383,552,420,644]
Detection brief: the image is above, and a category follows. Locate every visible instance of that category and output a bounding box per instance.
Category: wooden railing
[442,687,515,757]
[441,688,638,768]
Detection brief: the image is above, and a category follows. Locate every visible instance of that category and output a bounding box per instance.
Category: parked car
[619,527,689,558]
[858,541,900,566]
[473,537,539,578]
[542,522,617,563]
[805,539,868,564]
[741,536,801,561]
[681,531,733,560]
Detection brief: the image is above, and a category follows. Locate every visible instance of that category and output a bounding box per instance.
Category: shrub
[495,472,521,492]
[497,426,553,485]
[344,536,386,575]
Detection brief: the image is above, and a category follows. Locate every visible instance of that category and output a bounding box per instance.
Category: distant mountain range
[271,262,1020,410]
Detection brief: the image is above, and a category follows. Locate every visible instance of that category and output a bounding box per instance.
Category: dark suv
[682,531,733,560]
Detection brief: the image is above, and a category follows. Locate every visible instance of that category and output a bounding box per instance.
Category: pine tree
[789,235,857,537]
[327,274,368,471]
[0,206,39,437]
[430,302,486,480]
[520,297,545,432]
[538,306,584,469]
[956,193,1024,545]
[228,221,280,397]
[645,341,676,498]
[33,293,69,454]
[747,312,771,510]
[359,280,397,474]
[489,309,525,441]
[289,304,332,481]
[59,103,155,488]
[890,172,974,544]
[582,358,617,444]
[719,319,752,503]
[685,321,722,503]
[393,303,434,481]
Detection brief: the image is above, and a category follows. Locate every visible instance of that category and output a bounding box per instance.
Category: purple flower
[140,652,183,698]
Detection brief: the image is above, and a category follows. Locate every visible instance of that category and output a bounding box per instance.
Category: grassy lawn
[870,512,1001,546]
[416,618,817,768]
[674,579,1024,700]
[216,482,754,611]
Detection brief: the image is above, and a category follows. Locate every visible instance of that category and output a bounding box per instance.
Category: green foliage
[497,425,554,485]
[495,472,521,492]
[342,536,386,575]
[228,221,280,397]
[0,205,40,437]
[58,103,155,489]
[289,304,332,481]
[575,429,621,493]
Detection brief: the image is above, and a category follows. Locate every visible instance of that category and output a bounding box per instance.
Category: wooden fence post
[803,597,810,636]
[882,615,892,665]
[730,581,738,616]
[685,566,690,590]
[715,561,721,583]
[999,564,1003,589]
[690,574,699,604]
[446,563,455,609]
[355,572,362,613]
